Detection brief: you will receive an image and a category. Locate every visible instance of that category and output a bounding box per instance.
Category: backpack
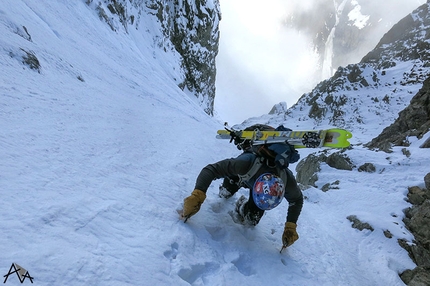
[230,124,300,210]
[233,124,300,169]
[221,123,301,210]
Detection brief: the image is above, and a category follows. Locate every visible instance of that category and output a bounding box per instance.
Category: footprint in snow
[163,242,179,260]
[205,225,227,241]
[231,253,256,276]
[178,262,220,284]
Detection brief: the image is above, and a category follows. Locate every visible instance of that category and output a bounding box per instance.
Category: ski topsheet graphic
[216,127,352,148]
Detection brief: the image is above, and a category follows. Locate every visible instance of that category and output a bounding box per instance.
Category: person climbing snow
[181,124,304,250]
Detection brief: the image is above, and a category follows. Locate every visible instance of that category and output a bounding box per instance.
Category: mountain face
[367,75,430,151]
[1,1,429,284]
[85,0,221,115]
[286,0,424,80]
[268,2,430,142]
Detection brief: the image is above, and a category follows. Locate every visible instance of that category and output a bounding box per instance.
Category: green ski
[216,128,352,148]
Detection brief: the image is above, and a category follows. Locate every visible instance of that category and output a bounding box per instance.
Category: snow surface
[1,1,427,285]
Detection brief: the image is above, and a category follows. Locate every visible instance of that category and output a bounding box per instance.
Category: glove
[282,222,299,247]
[182,189,206,220]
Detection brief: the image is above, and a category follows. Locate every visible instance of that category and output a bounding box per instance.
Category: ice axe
[280,237,290,253]
[176,209,190,223]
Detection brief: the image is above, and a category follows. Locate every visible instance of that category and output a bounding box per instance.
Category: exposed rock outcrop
[296,150,354,188]
[347,215,374,232]
[400,173,430,286]
[366,76,430,151]
[296,153,326,188]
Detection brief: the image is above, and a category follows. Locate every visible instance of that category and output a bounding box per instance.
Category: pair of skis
[216,124,353,149]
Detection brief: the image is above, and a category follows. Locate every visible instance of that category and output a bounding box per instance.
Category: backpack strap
[238,156,264,187]
[238,156,288,189]
[278,167,288,190]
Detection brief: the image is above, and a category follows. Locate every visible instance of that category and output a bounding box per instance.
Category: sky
[1,0,429,284]
[214,0,426,124]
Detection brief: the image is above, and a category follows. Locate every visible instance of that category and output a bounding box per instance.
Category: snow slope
[1,1,427,285]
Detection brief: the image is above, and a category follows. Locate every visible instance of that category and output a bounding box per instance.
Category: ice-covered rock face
[154,0,221,115]
[86,0,221,115]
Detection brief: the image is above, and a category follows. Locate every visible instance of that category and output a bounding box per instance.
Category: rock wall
[366,75,430,151]
[86,0,221,115]
[152,0,220,115]
[400,173,430,285]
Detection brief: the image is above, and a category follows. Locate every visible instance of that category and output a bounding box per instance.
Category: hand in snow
[282,222,299,248]
[182,189,206,222]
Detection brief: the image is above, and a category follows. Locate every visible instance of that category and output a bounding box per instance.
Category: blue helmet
[252,173,285,210]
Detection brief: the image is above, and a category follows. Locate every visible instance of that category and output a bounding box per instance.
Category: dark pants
[242,188,265,225]
[222,176,264,225]
[222,176,240,194]
[223,168,302,226]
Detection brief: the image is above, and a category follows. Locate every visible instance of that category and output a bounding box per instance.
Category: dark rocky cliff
[366,76,430,151]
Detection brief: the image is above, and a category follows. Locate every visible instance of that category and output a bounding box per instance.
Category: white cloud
[215,0,318,124]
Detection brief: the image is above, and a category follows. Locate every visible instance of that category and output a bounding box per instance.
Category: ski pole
[280,237,289,253]
[280,245,287,253]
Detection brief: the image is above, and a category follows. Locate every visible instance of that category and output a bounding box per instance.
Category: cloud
[215,0,318,123]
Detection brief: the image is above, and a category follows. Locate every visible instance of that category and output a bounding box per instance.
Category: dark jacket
[194,152,303,223]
